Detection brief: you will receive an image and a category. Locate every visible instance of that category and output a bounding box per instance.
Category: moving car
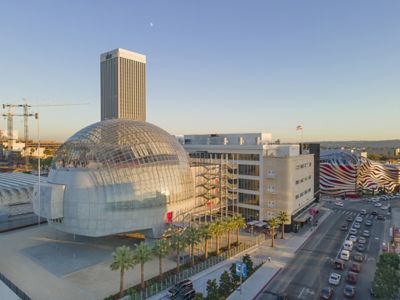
[167,280,193,298]
[362,230,370,237]
[358,236,367,244]
[340,250,350,261]
[377,215,385,220]
[335,201,344,207]
[351,262,361,273]
[346,216,354,222]
[349,235,357,242]
[374,202,382,207]
[356,244,365,252]
[349,228,358,235]
[328,273,341,286]
[344,285,356,298]
[176,287,195,300]
[346,272,358,284]
[353,252,364,262]
[320,287,333,299]
[365,220,373,226]
[360,209,367,215]
[381,205,389,210]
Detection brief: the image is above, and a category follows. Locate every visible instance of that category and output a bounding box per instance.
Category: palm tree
[233,214,246,245]
[184,227,201,266]
[225,216,236,250]
[110,245,135,298]
[133,242,153,289]
[210,220,224,255]
[277,211,290,239]
[267,217,279,248]
[171,232,187,272]
[152,239,170,280]
[200,223,213,260]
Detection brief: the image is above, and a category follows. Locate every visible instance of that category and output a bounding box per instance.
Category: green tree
[372,253,400,299]
[200,223,213,260]
[133,242,153,289]
[267,217,279,248]
[242,254,254,275]
[206,279,220,300]
[110,245,135,298]
[218,270,234,297]
[185,226,201,266]
[194,293,206,300]
[171,232,188,272]
[277,211,289,239]
[225,216,236,250]
[233,214,246,245]
[152,239,170,280]
[210,220,224,255]
[229,263,240,285]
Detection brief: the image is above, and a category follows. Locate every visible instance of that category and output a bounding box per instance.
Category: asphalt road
[257,197,392,300]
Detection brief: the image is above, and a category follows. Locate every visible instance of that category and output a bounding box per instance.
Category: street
[257,197,394,300]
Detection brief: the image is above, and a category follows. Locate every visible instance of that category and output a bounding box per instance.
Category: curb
[251,268,282,300]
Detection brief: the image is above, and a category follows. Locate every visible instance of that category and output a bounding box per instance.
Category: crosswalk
[331,208,378,219]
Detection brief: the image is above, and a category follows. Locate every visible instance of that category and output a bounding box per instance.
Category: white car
[328,272,342,285]
[350,228,358,235]
[381,205,389,210]
[355,216,363,223]
[375,202,382,207]
[372,198,379,203]
[340,250,350,261]
[349,235,357,242]
[353,223,361,229]
[335,201,344,207]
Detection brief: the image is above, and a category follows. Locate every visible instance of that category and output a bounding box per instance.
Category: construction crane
[1,100,89,167]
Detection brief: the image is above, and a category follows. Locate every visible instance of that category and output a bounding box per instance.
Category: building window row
[238,178,260,191]
[238,193,260,205]
[295,175,312,185]
[189,152,259,161]
[238,207,259,222]
[239,164,260,176]
[237,154,260,161]
[296,162,312,170]
[295,187,312,199]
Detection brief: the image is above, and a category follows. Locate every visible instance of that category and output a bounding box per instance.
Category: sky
[0,0,399,143]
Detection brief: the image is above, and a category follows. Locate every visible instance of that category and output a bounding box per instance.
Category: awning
[293,210,311,223]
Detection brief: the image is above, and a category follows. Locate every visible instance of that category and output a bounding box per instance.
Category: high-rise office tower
[100,48,146,121]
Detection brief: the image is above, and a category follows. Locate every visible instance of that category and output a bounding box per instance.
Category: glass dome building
[33,119,195,237]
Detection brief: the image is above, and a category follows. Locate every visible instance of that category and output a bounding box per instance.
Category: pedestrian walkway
[148,209,332,300]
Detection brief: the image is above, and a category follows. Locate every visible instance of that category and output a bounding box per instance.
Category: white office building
[182,133,315,229]
[100,48,146,121]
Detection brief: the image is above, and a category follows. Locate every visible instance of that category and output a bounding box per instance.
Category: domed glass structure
[34,119,195,237]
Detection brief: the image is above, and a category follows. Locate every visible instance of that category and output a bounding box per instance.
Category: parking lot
[260,194,397,300]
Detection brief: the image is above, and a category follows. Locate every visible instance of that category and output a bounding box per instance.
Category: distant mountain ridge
[319,139,400,149]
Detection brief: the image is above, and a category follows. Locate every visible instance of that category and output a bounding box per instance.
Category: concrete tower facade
[100,48,146,121]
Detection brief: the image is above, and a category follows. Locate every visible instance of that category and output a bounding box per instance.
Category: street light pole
[37,114,41,226]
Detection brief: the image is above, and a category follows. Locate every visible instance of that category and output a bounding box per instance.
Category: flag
[296,125,303,131]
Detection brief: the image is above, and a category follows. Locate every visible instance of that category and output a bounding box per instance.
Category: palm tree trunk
[216,236,220,255]
[141,263,145,289]
[191,244,195,266]
[281,223,284,239]
[119,267,124,298]
[205,239,209,259]
[271,228,275,247]
[159,257,163,280]
[227,230,231,249]
[176,249,180,272]
[236,229,240,245]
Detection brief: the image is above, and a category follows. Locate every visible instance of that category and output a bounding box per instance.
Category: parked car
[377,215,385,220]
[344,285,356,298]
[381,205,389,210]
[353,223,361,229]
[355,216,363,222]
[167,280,193,299]
[349,235,357,242]
[328,273,341,286]
[358,236,367,244]
[371,211,378,216]
[363,230,370,237]
[351,262,361,273]
[343,240,353,251]
[320,287,333,299]
[346,272,358,284]
[341,224,349,231]
[365,220,373,226]
[353,252,364,262]
[340,250,350,261]
[333,259,346,270]
[356,244,365,252]
[349,228,358,235]
[360,209,367,215]
[374,202,382,207]
[346,216,354,222]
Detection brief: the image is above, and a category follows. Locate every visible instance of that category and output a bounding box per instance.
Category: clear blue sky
[0,0,399,142]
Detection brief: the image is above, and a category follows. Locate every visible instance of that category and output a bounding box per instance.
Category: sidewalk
[148,208,332,300]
